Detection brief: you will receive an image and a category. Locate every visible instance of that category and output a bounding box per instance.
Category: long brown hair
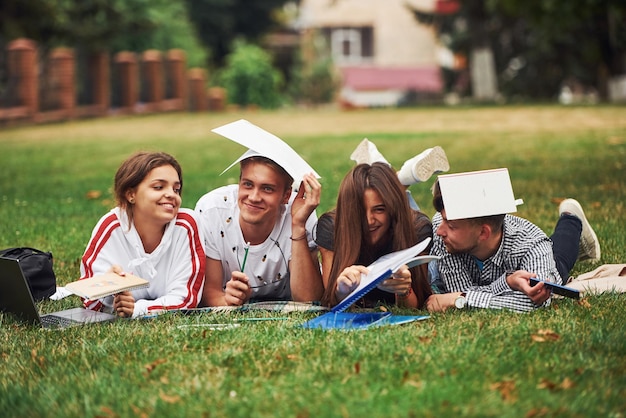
[322,163,432,307]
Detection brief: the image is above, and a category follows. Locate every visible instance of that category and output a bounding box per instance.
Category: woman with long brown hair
[316,162,433,309]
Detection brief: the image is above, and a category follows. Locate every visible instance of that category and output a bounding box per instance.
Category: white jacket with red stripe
[79,207,205,318]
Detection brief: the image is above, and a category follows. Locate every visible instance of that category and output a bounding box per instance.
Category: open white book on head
[331,237,438,313]
[65,273,149,300]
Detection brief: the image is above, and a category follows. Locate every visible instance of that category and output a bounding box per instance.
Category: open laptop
[0,256,116,329]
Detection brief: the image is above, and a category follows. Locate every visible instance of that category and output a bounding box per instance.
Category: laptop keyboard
[40,315,79,328]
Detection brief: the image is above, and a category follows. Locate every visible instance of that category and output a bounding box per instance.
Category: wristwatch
[454,293,467,309]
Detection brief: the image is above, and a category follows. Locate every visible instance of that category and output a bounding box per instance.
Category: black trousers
[551,214,582,284]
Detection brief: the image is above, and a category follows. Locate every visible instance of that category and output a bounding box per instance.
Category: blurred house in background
[297,0,459,107]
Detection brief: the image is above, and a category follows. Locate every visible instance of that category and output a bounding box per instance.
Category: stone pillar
[166,49,186,105]
[114,51,138,113]
[142,49,163,110]
[7,38,38,118]
[208,87,227,112]
[49,47,76,117]
[89,51,110,114]
[187,68,207,111]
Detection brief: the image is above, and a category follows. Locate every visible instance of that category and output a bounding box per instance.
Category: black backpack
[0,247,57,301]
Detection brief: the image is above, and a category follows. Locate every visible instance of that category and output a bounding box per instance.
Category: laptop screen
[0,256,43,325]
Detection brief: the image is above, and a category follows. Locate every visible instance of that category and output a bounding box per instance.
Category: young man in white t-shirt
[195,122,323,306]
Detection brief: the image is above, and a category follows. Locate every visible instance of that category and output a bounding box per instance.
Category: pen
[241,241,251,272]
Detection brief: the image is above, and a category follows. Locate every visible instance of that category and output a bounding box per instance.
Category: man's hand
[291,173,321,228]
[506,270,551,305]
[426,292,463,312]
[224,271,252,306]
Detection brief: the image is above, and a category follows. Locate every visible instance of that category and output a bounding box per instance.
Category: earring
[129,199,135,204]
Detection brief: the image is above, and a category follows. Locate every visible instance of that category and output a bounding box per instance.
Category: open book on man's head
[65,273,149,300]
[331,238,438,313]
[437,168,524,220]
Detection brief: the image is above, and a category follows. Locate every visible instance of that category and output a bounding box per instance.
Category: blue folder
[300,311,430,330]
[300,240,436,330]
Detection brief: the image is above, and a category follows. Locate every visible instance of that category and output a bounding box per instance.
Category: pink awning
[340,66,443,92]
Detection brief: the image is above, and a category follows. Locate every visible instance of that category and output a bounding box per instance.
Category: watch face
[455,296,466,309]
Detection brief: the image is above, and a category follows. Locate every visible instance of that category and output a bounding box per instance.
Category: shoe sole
[350,138,390,166]
[412,146,450,183]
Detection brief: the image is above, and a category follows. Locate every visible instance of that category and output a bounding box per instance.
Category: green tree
[289,33,338,105]
[108,0,208,67]
[0,0,207,66]
[218,40,283,108]
[429,0,626,100]
[0,0,155,51]
[490,0,626,99]
[183,0,290,67]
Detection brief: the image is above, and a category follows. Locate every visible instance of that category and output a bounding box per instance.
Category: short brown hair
[240,156,294,192]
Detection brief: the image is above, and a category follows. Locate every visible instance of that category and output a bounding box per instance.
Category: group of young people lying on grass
[79,121,600,318]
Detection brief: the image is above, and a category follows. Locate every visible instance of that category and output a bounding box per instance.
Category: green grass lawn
[0,106,625,417]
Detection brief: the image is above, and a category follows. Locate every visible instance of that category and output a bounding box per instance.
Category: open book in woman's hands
[332,238,438,313]
[65,273,149,300]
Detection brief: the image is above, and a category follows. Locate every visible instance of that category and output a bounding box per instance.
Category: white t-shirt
[80,207,206,318]
[195,184,317,301]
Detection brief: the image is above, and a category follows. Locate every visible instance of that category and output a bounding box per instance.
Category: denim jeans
[551,214,582,284]
[406,190,420,210]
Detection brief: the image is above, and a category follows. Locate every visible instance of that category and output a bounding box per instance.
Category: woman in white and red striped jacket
[80,152,205,318]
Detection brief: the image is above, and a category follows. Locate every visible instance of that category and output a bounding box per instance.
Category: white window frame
[330,28,363,64]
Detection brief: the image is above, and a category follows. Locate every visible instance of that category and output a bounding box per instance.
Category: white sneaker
[397,146,450,185]
[559,198,601,261]
[350,139,390,166]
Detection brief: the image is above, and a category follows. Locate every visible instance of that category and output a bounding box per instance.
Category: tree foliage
[218,40,283,108]
[435,0,626,100]
[183,0,291,67]
[0,0,207,66]
[0,0,154,51]
[289,34,339,105]
[493,0,625,98]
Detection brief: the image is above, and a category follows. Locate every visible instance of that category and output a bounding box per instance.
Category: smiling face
[363,188,391,246]
[126,165,181,226]
[237,161,291,233]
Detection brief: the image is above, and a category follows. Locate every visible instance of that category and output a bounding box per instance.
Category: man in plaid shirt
[426,169,599,313]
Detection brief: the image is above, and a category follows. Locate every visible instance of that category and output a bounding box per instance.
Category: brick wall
[0,39,224,125]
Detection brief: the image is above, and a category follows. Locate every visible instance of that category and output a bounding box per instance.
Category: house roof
[340,66,443,92]
[298,0,459,28]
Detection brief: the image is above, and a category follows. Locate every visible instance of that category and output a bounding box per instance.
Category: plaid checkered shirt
[431,213,561,312]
